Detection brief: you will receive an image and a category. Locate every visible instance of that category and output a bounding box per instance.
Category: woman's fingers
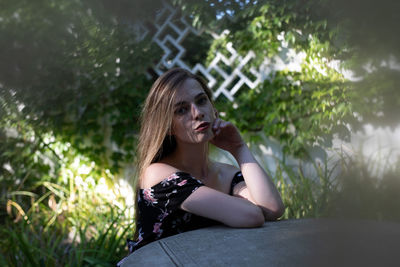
[212,118,218,130]
[212,118,222,134]
[212,119,232,137]
[210,119,244,152]
[220,121,229,129]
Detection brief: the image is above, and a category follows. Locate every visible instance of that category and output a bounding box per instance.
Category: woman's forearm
[231,144,285,219]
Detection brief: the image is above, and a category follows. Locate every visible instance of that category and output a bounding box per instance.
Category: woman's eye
[197,97,208,105]
[175,106,188,115]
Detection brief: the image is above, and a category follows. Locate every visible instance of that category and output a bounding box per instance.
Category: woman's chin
[202,129,215,142]
[176,129,214,144]
[195,135,213,144]
[193,134,214,144]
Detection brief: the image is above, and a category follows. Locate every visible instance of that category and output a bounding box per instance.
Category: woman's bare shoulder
[141,162,181,189]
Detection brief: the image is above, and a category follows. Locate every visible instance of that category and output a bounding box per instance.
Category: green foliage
[206,2,353,156]
[318,0,400,129]
[348,68,400,129]
[325,153,400,222]
[1,96,133,264]
[2,0,398,167]
[269,150,400,222]
[172,0,258,29]
[0,96,60,224]
[1,141,133,266]
[1,0,399,264]
[271,156,337,219]
[1,205,131,266]
[187,0,399,152]
[221,67,351,156]
[0,0,161,172]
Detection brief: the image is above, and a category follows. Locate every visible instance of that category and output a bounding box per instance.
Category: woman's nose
[191,104,204,120]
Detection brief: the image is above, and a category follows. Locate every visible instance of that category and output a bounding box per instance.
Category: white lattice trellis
[151,4,202,73]
[134,2,309,102]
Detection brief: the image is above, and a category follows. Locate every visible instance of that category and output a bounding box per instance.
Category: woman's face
[171,78,215,144]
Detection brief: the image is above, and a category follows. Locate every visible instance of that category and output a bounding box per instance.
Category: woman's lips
[195,122,210,132]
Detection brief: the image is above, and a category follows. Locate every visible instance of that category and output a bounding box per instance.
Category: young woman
[126,68,284,255]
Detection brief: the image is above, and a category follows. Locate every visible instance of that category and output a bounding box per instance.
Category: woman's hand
[210,118,245,154]
[210,118,285,221]
[210,117,285,220]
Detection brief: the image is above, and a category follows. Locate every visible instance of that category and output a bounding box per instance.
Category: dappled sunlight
[349,124,400,177]
[2,137,135,264]
[59,154,135,220]
[1,0,399,265]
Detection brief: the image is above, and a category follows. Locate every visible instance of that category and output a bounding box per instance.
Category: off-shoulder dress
[127,171,244,253]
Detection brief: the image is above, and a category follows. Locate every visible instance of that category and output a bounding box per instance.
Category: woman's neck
[167,142,210,179]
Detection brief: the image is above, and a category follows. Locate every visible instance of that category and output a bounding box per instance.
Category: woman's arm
[232,145,285,220]
[143,162,265,228]
[180,186,265,228]
[211,119,285,221]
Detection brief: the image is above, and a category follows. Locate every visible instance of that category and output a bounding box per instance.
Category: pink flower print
[167,173,180,181]
[177,179,187,186]
[143,188,157,203]
[158,210,169,221]
[133,228,144,245]
[165,189,177,198]
[153,222,163,237]
[137,233,143,243]
[161,173,180,187]
[160,179,170,187]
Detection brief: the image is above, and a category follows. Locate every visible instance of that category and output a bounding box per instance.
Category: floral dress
[127,171,244,253]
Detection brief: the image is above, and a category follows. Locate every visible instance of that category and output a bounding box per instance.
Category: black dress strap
[229,171,244,195]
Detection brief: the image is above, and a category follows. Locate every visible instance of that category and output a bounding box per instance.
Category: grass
[2,147,399,266]
[1,196,132,266]
[1,208,131,266]
[272,148,400,222]
[323,151,400,221]
[271,156,338,220]
[1,166,134,266]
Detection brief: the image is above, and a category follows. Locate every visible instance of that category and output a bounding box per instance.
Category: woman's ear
[213,108,219,119]
[167,126,174,136]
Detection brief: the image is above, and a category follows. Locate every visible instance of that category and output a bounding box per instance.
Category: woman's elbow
[263,203,285,221]
[228,206,264,228]
[248,207,265,227]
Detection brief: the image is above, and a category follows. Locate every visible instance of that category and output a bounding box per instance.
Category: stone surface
[121,218,400,266]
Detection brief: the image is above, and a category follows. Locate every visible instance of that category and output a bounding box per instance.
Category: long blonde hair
[136,68,213,184]
[133,69,213,233]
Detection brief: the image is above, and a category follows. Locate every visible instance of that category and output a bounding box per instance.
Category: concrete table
[121,218,400,266]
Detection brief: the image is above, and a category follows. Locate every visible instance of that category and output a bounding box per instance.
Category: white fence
[134,2,311,102]
[127,2,400,179]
